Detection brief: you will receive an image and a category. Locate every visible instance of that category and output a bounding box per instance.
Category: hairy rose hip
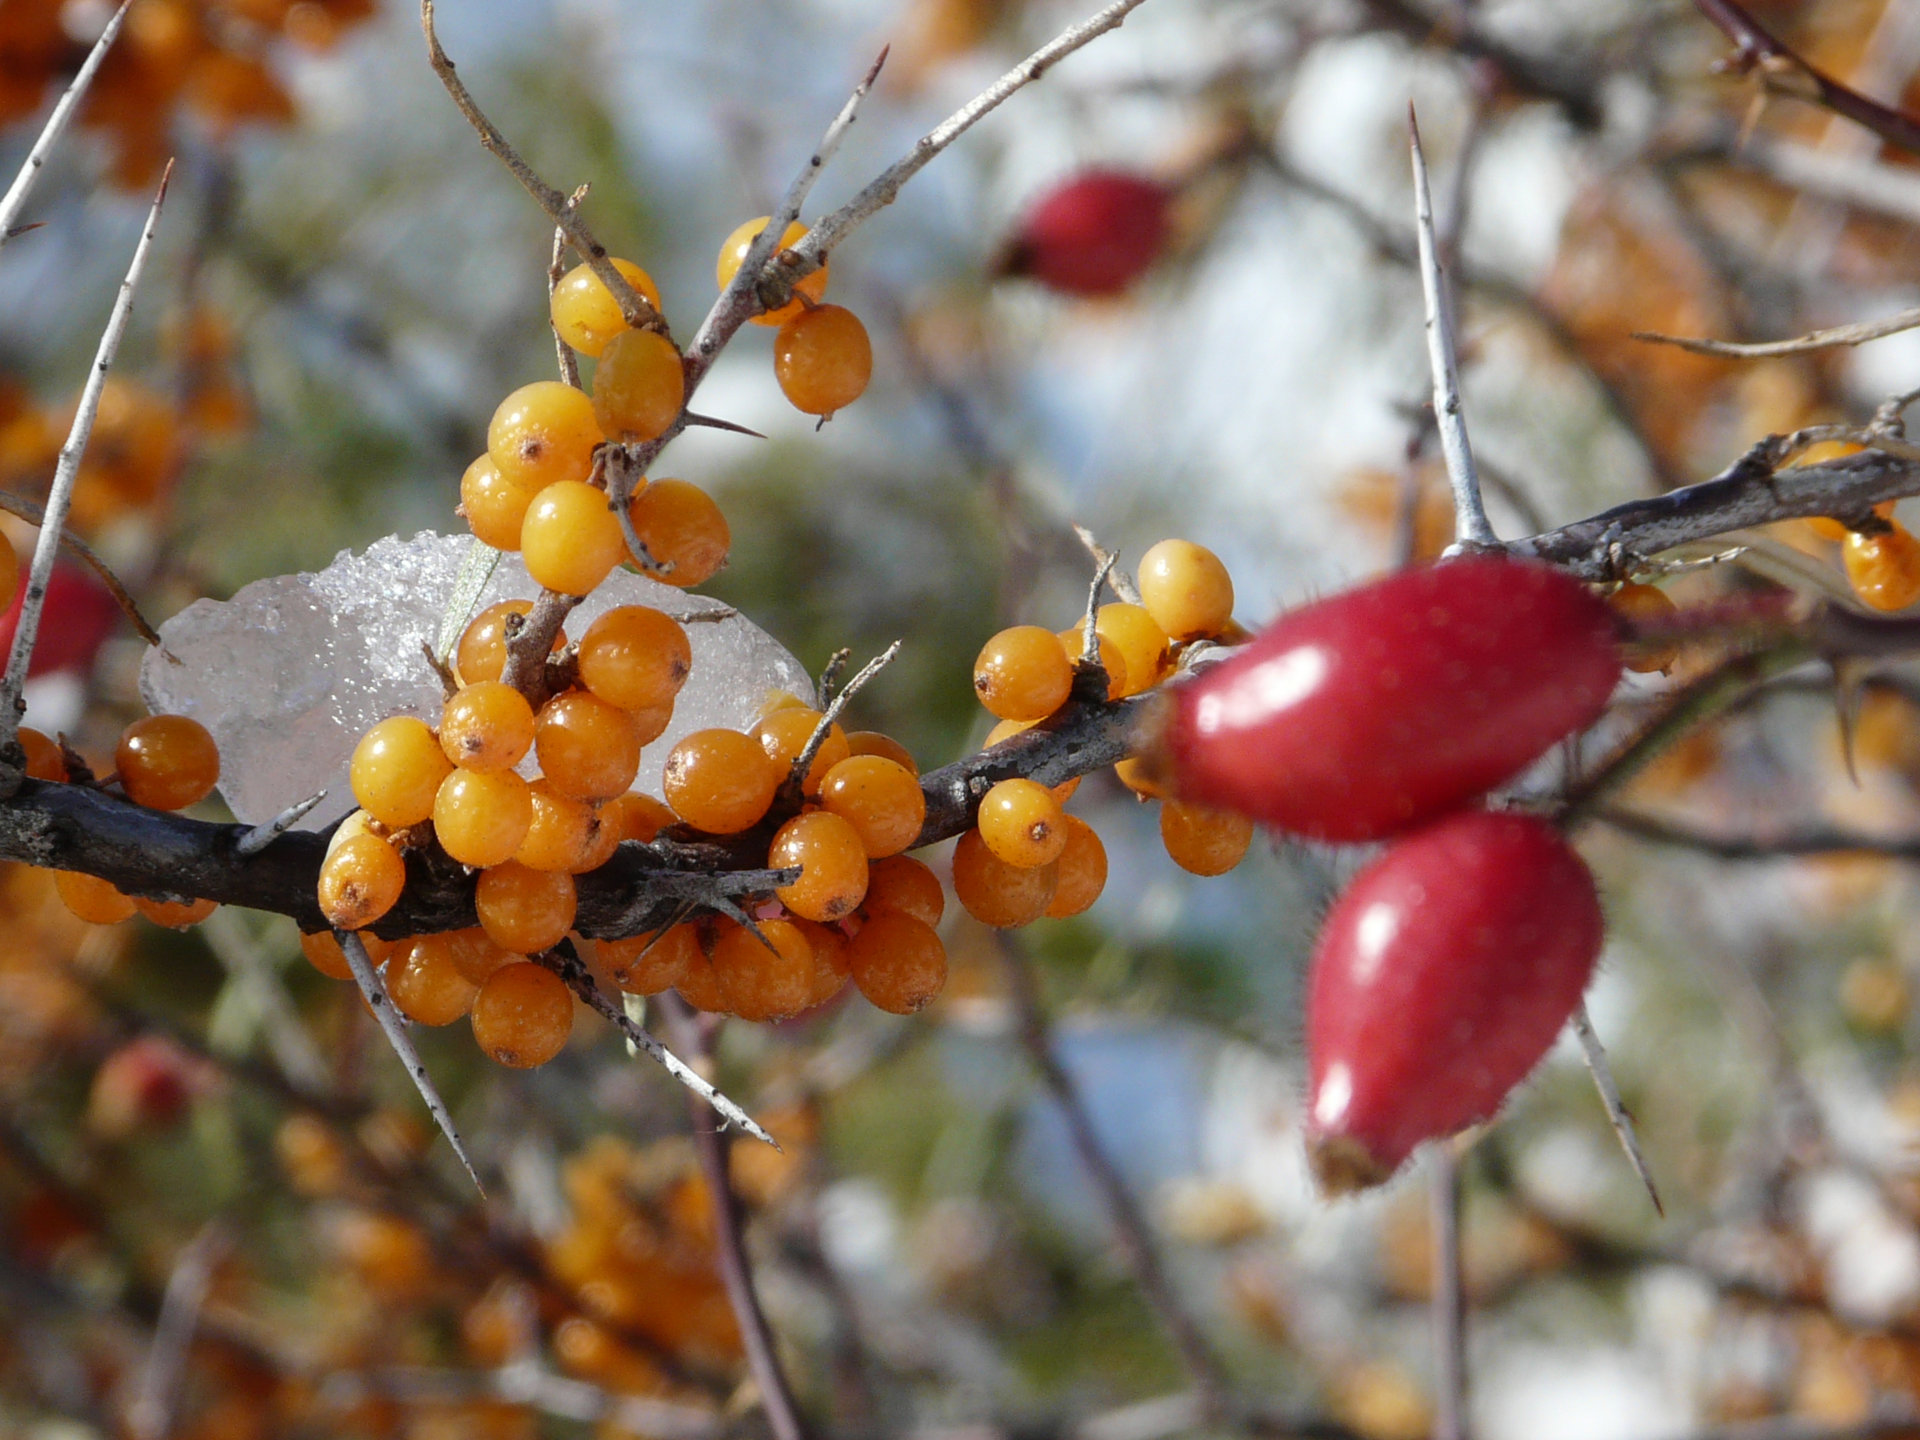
[999,170,1172,297]
[1305,810,1603,1194]
[1150,555,1622,841]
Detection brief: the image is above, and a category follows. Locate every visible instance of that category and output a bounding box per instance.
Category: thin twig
[1595,808,1920,860]
[816,648,853,708]
[1429,1146,1469,1440]
[549,183,589,389]
[788,641,902,797]
[0,0,136,251]
[658,993,811,1440]
[0,162,172,757]
[0,490,162,644]
[1073,524,1143,606]
[1634,306,1920,359]
[124,1222,227,1440]
[1569,1002,1664,1216]
[1409,109,1494,549]
[234,791,326,858]
[337,930,485,1194]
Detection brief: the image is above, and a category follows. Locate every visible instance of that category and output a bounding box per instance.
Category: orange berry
[536,691,642,801]
[863,854,945,927]
[442,927,516,986]
[750,706,849,794]
[474,863,577,955]
[300,929,393,981]
[576,605,691,711]
[626,478,729,587]
[456,600,562,685]
[460,452,539,550]
[951,828,1058,927]
[710,917,814,1022]
[386,936,480,1026]
[0,537,16,614]
[17,727,66,782]
[795,919,852,1006]
[976,778,1067,868]
[515,779,598,872]
[521,479,627,596]
[134,895,219,929]
[1159,801,1254,876]
[434,769,533,868]
[1806,516,1851,542]
[604,790,677,843]
[1045,816,1107,918]
[1055,625,1129,700]
[773,304,871,417]
[471,962,574,1067]
[985,717,1035,748]
[1138,539,1235,641]
[769,811,870,922]
[818,755,925,857]
[600,923,700,995]
[975,626,1074,721]
[591,328,684,442]
[439,681,536,773]
[55,871,135,925]
[1094,603,1170,694]
[487,381,602,493]
[847,913,947,1014]
[1844,524,1920,612]
[276,1114,348,1196]
[1609,582,1680,674]
[1115,755,1171,800]
[674,942,731,1014]
[846,730,917,773]
[716,217,829,327]
[550,258,664,358]
[661,729,780,833]
[117,714,219,810]
[318,831,407,930]
[628,702,674,747]
[351,715,454,829]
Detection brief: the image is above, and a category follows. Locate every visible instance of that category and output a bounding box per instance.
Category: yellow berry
[976,626,1075,721]
[56,871,135,925]
[521,480,627,596]
[848,913,947,1014]
[472,962,574,1067]
[387,935,480,1026]
[550,258,664,358]
[773,304,871,417]
[626,478,729,587]
[750,705,848,794]
[576,605,692,711]
[439,681,536,773]
[1159,801,1253,876]
[318,832,407,930]
[1137,539,1235,641]
[352,715,454,828]
[863,854,945,927]
[474,862,577,955]
[434,769,533,868]
[976,777,1067,868]
[1045,816,1107,918]
[536,691,642,802]
[1610,582,1680,674]
[487,381,603,492]
[710,917,814,1022]
[591,328,684,442]
[460,452,539,550]
[600,923,700,995]
[951,828,1057,927]
[716,217,829,326]
[1844,524,1920,612]
[661,729,780,833]
[818,755,925,857]
[769,811,870,922]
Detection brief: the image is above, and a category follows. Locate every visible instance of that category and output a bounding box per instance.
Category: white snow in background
[140,532,813,828]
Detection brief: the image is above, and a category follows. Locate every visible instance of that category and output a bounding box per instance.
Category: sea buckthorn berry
[515,780,597,872]
[819,755,925,857]
[471,962,575,1068]
[536,691,642,802]
[576,606,692,711]
[300,929,394,981]
[117,714,219,811]
[846,730,917,773]
[1094,603,1171,694]
[977,778,1067,868]
[975,626,1075,721]
[773,304,872,417]
[662,729,781,833]
[600,923,700,995]
[1306,811,1601,1194]
[134,896,220,929]
[1001,170,1172,297]
[1138,539,1235,641]
[628,703,674,747]
[796,919,852,1006]
[1609,582,1680,674]
[276,1114,348,1197]
[863,854,945,927]
[1806,516,1851,542]
[459,452,539,550]
[350,715,453,828]
[550,258,664,358]
[0,536,17,613]
[456,600,562,685]
[522,480,627,596]
[1160,801,1253,876]
[386,936,480,1026]
[434,769,533,868]
[769,811,870,922]
[848,913,947,1015]
[716,217,829,326]
[1115,755,1170,800]
[319,832,407,930]
[710,917,815,1022]
[675,942,731,1014]
[1156,555,1622,841]
[952,828,1058,927]
[591,328,685,443]
[17,728,66,782]
[1045,816,1109,918]
[604,790,677,843]
[474,863,577,955]
[439,681,535,773]
[985,717,1035,748]
[751,706,849,794]
[626,478,730,587]
[56,871,135,925]
[1056,626,1130,700]
[1844,524,1920,612]
[487,381,603,493]
[442,927,515,986]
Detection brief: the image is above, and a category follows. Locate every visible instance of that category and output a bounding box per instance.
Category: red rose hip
[999,170,1172,297]
[1305,810,1603,1194]
[1154,555,1621,841]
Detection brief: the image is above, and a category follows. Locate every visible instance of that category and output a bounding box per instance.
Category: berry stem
[784,639,901,805]
[547,183,590,390]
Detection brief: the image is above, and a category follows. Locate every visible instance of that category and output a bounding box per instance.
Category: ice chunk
[141,532,815,827]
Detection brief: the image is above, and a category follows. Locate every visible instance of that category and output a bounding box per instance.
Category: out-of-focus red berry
[999,170,1172,297]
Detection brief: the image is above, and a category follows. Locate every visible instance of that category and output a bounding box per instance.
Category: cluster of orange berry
[0,0,373,187]
[964,538,1249,925]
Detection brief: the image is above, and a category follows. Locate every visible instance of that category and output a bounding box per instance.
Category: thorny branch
[0,0,134,250]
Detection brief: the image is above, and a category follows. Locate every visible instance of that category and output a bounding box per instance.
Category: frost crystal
[141,532,815,828]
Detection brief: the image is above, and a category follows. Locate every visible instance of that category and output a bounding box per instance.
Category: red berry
[1155,556,1621,841]
[1001,170,1172,297]
[1304,811,1602,1194]
[0,561,120,677]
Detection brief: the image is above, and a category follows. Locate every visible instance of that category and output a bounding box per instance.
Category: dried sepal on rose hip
[1305,810,1603,1195]
[1137,554,1624,841]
